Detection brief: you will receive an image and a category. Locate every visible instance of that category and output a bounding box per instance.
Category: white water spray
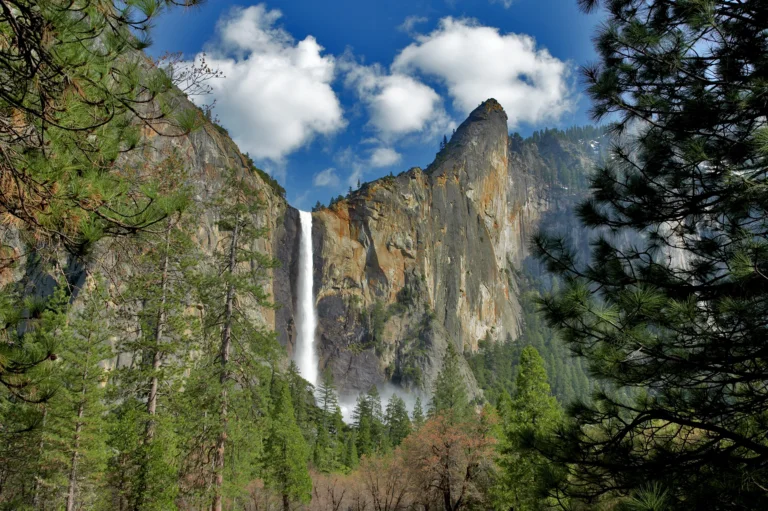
[295,211,319,386]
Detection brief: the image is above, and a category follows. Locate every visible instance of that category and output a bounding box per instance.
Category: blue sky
[150,0,602,209]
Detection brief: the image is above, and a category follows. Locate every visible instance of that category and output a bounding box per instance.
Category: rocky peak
[428,98,509,193]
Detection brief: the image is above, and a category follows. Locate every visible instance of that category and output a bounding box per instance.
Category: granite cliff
[305,99,603,398]
[2,94,604,399]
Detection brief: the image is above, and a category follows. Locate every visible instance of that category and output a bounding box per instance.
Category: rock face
[305,99,602,397]
[0,91,301,362]
[3,94,603,399]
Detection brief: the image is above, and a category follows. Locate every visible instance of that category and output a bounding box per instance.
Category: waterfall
[295,211,319,386]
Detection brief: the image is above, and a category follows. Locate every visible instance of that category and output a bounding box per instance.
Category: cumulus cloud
[341,57,448,138]
[191,5,345,161]
[369,147,401,168]
[312,167,340,187]
[393,17,574,127]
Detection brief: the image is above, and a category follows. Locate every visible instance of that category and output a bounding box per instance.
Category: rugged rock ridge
[306,99,599,397]
[0,91,302,360]
[3,91,601,399]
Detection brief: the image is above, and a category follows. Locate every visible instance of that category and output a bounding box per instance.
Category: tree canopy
[534,0,768,508]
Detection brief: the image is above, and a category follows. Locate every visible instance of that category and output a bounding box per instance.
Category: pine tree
[0,286,70,507]
[287,361,313,436]
[107,163,199,510]
[316,368,339,429]
[314,368,341,471]
[495,347,561,511]
[412,397,426,430]
[263,380,312,511]
[344,431,359,470]
[430,343,470,420]
[534,0,768,507]
[384,395,411,447]
[353,393,374,457]
[366,386,386,452]
[56,281,114,511]
[198,169,281,511]
[0,0,204,252]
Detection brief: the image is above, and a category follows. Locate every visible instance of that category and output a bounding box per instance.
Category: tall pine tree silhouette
[535,0,768,507]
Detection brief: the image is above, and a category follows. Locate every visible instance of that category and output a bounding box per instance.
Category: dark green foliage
[263,379,312,510]
[0,284,113,509]
[384,395,412,447]
[287,361,316,437]
[352,386,388,456]
[534,1,768,508]
[197,169,281,508]
[49,284,114,511]
[0,0,204,254]
[0,285,66,410]
[430,343,470,420]
[495,347,562,511]
[313,368,348,472]
[412,397,426,430]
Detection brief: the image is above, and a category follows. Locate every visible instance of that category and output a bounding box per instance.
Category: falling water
[295,211,319,386]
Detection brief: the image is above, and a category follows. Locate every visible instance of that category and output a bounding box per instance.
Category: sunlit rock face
[3,91,603,398]
[301,99,600,397]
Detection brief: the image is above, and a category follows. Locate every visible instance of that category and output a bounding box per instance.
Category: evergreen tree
[353,393,374,457]
[197,169,281,511]
[0,0,203,252]
[384,395,411,447]
[107,162,199,510]
[263,380,312,511]
[344,431,359,470]
[366,386,386,452]
[53,282,113,511]
[287,361,314,436]
[495,347,561,511]
[316,368,339,429]
[430,343,470,419]
[534,0,768,507]
[412,397,426,430]
[0,285,69,507]
[314,368,341,471]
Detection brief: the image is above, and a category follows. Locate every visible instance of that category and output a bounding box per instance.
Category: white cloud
[369,147,401,168]
[341,58,445,138]
[490,0,515,7]
[335,146,401,187]
[398,15,428,34]
[392,17,574,127]
[312,167,340,187]
[191,5,345,161]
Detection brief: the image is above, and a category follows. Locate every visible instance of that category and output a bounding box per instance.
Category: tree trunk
[146,217,173,439]
[212,217,238,511]
[136,218,173,510]
[66,333,93,511]
[32,405,47,509]
[65,401,85,511]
